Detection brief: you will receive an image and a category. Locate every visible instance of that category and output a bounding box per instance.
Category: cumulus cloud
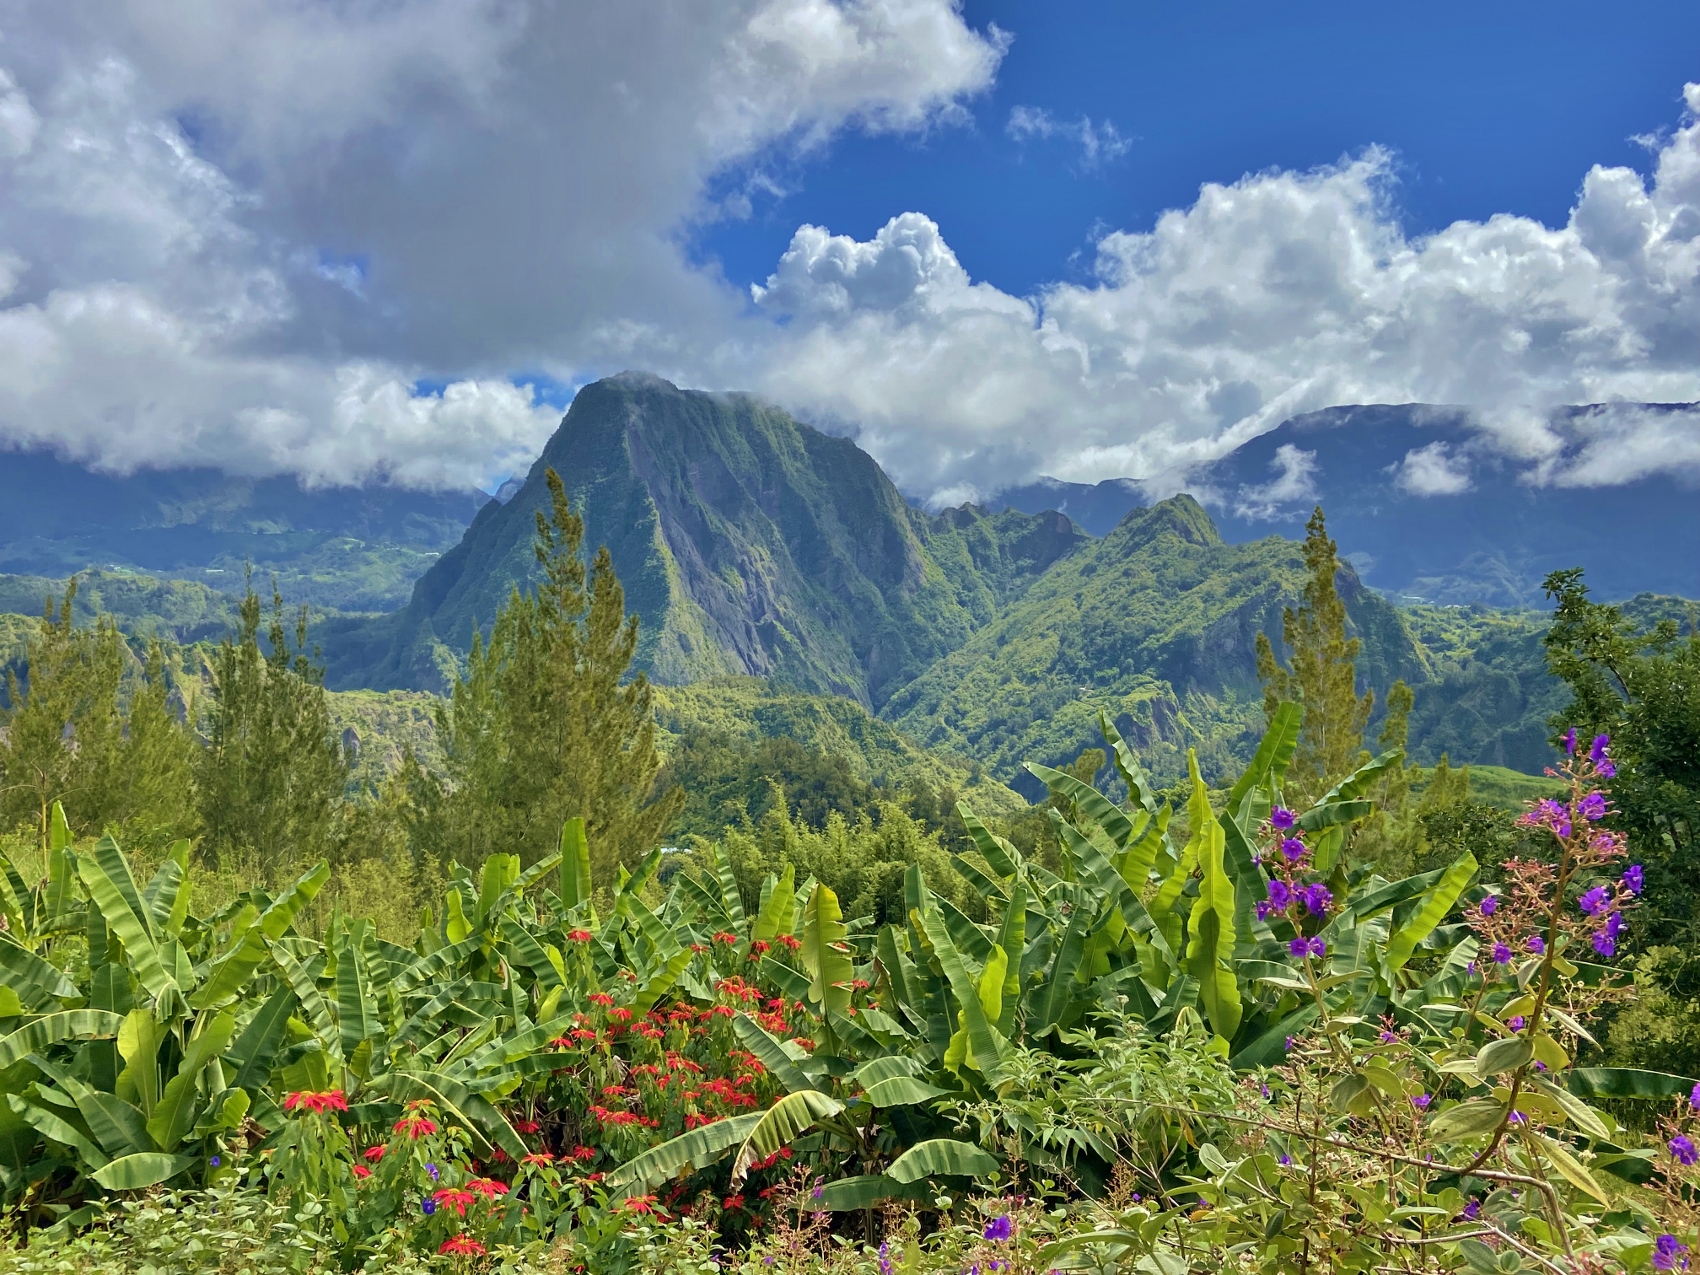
[0,0,1004,486]
[748,84,1700,499]
[1007,105,1130,168]
[1234,444,1319,518]
[1391,441,1474,495]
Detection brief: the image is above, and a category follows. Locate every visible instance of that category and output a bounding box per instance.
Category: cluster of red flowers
[744,1146,794,1172]
[283,1089,348,1114]
[440,1235,486,1256]
[588,1104,661,1128]
[395,1115,439,1139]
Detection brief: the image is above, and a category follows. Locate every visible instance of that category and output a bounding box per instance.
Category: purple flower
[1508,1016,1526,1031]
[1590,733,1611,764]
[427,1162,439,1181]
[1579,791,1608,822]
[1564,727,1577,755]
[421,1199,437,1216]
[1270,807,1296,831]
[1302,884,1334,916]
[1655,1234,1690,1272]
[1508,1111,1527,1125]
[210,1155,221,1168]
[1287,935,1326,959]
[1671,1135,1699,1166]
[1624,864,1644,895]
[1527,936,1545,954]
[1593,930,1617,958]
[1535,1060,1548,1071]
[1284,1035,1295,1051]
[1479,896,1498,916]
[1380,1030,1397,1043]
[1278,1154,1291,1166]
[1690,1081,1700,1110]
[1538,798,1566,821]
[1598,758,1617,778]
[984,1216,1013,1242]
[1461,1199,1480,1220]
[1579,886,1610,916]
[1412,1093,1431,1109]
[1255,901,1272,921]
[1280,837,1307,863]
[1467,961,1477,974]
[1492,943,1513,965]
[1266,878,1293,910]
[879,1243,892,1275]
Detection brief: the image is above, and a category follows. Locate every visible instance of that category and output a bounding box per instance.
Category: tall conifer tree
[1256,506,1375,800]
[431,468,681,878]
[197,579,347,880]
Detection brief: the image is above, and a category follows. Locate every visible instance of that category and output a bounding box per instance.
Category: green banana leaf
[0,1009,125,1068]
[730,1090,846,1185]
[885,1138,999,1183]
[91,1152,195,1191]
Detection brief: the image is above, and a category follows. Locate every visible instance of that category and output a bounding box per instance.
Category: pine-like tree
[1256,506,1375,801]
[196,579,347,881]
[432,468,681,878]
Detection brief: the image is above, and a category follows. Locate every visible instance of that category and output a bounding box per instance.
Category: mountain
[883,496,1431,794]
[0,450,488,611]
[988,403,1700,606]
[326,372,1086,698]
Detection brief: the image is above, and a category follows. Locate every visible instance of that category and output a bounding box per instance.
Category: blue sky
[704,0,1700,300]
[1,1,1698,497]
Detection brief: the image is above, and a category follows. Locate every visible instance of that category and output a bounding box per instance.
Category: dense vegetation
[0,473,1694,1275]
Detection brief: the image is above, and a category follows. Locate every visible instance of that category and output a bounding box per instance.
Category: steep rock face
[329,374,1085,701]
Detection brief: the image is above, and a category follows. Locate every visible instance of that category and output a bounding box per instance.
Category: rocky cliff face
[328,373,1088,702]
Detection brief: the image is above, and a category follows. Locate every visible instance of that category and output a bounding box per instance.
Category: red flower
[440,1235,487,1256]
[777,934,802,951]
[549,1036,573,1049]
[522,1152,554,1166]
[351,1164,371,1179]
[568,929,593,942]
[432,1188,478,1217]
[283,1089,348,1114]
[723,1194,746,1210]
[571,1145,597,1161]
[395,1117,439,1139]
[749,940,770,956]
[513,1119,541,1134]
[363,1145,386,1162]
[588,992,615,1007]
[620,1195,657,1213]
[608,1007,632,1022]
[467,1177,509,1198]
[713,931,738,945]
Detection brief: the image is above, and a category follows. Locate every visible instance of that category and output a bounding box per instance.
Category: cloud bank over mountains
[0,1,1696,500]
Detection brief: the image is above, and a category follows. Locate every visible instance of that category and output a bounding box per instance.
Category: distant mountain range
[3,378,1693,788]
[0,450,488,611]
[990,403,1700,606]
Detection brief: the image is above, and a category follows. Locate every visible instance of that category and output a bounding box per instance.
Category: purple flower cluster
[1655,1234,1689,1273]
[1594,910,1625,957]
[1670,1134,1699,1167]
[983,1215,1013,1242]
[1288,935,1326,959]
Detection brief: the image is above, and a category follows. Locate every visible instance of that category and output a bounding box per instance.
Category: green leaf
[77,850,175,1005]
[922,909,1009,1085]
[1386,852,1478,970]
[268,942,341,1066]
[1429,1097,1508,1141]
[863,1075,948,1107]
[1568,1068,1699,1100]
[90,1152,195,1191]
[1530,1132,1610,1203]
[1181,751,1241,1042]
[1295,800,1376,833]
[956,806,1021,878]
[730,1090,845,1185]
[0,1009,125,1068]
[367,1069,524,1161]
[558,818,592,913]
[752,865,797,943]
[606,1113,763,1192]
[0,935,79,1006]
[147,1011,238,1151]
[334,925,379,1062]
[116,1008,161,1115]
[8,1090,108,1168]
[815,1175,927,1211]
[802,886,852,1015]
[226,985,295,1097]
[885,1138,999,1184]
[732,1014,816,1094]
[1025,763,1136,848]
[1475,1035,1534,1076]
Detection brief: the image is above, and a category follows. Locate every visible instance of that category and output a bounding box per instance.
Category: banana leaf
[91,1151,195,1191]
[730,1090,846,1185]
[0,1010,125,1068]
[885,1138,999,1183]
[607,1112,764,1192]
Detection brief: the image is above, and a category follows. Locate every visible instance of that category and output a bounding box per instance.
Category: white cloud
[0,0,1004,487]
[1007,105,1129,168]
[1391,440,1473,495]
[748,83,1700,498]
[1234,444,1318,518]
